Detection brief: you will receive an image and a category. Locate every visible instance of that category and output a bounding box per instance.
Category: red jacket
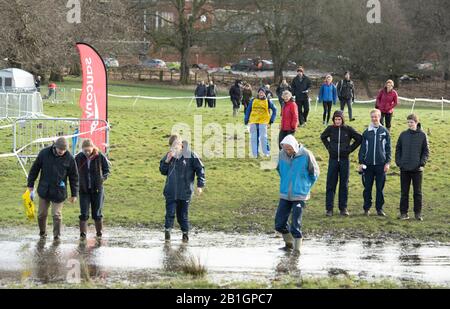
[376,88,398,114]
[281,99,299,131]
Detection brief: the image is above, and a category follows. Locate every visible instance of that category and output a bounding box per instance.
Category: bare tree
[402,0,450,85]
[326,0,417,97]
[0,0,135,81]
[132,0,211,84]
[221,0,322,84]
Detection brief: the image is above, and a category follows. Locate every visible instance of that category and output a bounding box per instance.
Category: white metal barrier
[5,118,110,177]
[0,92,44,120]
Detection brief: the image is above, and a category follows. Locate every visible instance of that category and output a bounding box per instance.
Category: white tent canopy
[0,68,36,92]
[0,69,43,119]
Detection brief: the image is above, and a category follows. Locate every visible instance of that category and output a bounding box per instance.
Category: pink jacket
[376,88,398,114]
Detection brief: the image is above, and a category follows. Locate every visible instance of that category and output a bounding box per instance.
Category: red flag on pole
[76,42,108,153]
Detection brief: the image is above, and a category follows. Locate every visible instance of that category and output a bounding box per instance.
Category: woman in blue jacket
[319,75,338,125]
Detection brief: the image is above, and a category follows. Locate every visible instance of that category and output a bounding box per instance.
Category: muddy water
[0,227,449,287]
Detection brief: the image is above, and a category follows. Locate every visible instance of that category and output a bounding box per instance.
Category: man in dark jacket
[75,139,110,240]
[291,67,312,126]
[358,109,392,217]
[395,114,430,221]
[321,111,362,217]
[336,71,356,121]
[229,80,242,117]
[160,135,206,243]
[206,81,218,108]
[276,79,292,112]
[195,81,207,108]
[27,137,79,241]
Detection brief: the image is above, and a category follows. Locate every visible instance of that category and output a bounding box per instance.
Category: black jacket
[160,142,206,201]
[321,125,362,160]
[291,75,312,102]
[206,85,217,97]
[195,84,207,97]
[336,79,355,101]
[276,84,292,98]
[395,127,429,172]
[75,152,110,194]
[27,146,79,203]
[229,83,242,101]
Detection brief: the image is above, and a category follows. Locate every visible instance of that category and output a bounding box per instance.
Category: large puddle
[0,227,449,287]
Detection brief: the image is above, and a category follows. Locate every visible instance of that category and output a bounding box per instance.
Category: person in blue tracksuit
[160,135,206,243]
[358,109,392,217]
[318,74,338,125]
[275,135,320,253]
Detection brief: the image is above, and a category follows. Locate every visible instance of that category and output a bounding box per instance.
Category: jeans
[79,189,105,221]
[323,101,332,123]
[196,98,204,108]
[165,200,190,233]
[249,123,269,157]
[340,99,353,120]
[362,165,386,211]
[275,199,305,239]
[278,96,285,114]
[400,170,423,215]
[381,113,393,130]
[326,159,350,211]
[296,99,309,125]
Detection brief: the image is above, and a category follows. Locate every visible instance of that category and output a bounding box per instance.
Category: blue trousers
[165,200,190,232]
[326,159,350,211]
[362,165,386,211]
[275,199,305,239]
[79,189,104,221]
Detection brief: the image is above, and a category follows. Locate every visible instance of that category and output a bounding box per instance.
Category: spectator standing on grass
[244,88,277,158]
[264,84,274,100]
[276,79,292,113]
[206,80,218,108]
[75,139,111,241]
[318,74,338,126]
[275,135,320,253]
[229,80,242,117]
[291,67,312,127]
[376,79,398,131]
[160,135,206,243]
[35,75,42,92]
[279,91,298,150]
[27,137,79,241]
[321,111,362,217]
[194,81,207,108]
[358,109,391,217]
[395,114,430,221]
[242,82,253,113]
[336,71,356,121]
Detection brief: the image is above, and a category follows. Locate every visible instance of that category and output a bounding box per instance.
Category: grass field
[0,78,449,241]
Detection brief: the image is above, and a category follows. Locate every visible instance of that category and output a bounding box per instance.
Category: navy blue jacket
[358,124,392,166]
[195,84,207,97]
[160,144,206,201]
[27,146,79,203]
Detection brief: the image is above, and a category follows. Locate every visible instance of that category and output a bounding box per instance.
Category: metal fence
[0,92,44,120]
[12,118,109,176]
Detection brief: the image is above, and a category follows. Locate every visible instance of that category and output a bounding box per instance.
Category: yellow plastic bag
[22,190,36,221]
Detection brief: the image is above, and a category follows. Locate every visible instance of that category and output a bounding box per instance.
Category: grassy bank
[0,78,449,241]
